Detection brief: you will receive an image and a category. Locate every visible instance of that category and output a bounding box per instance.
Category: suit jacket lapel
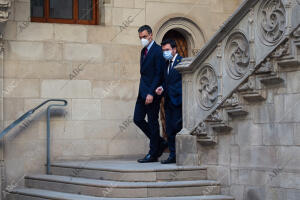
[168,56,182,80]
[142,42,156,65]
[140,49,145,66]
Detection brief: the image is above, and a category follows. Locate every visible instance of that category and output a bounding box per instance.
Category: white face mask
[141,38,150,48]
[163,50,173,60]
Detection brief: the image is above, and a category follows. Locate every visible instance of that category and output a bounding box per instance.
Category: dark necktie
[143,48,148,61]
[168,60,173,75]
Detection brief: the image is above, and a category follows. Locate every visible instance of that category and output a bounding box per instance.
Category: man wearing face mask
[156,39,182,164]
[134,25,168,163]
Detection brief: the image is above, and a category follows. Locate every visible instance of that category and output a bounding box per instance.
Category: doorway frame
[154,16,207,57]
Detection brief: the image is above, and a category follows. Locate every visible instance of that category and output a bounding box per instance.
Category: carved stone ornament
[258,0,286,46]
[256,57,274,73]
[222,93,239,108]
[176,57,194,69]
[195,65,218,110]
[0,0,11,23]
[271,39,290,58]
[225,32,250,80]
[191,122,207,136]
[206,109,223,122]
[238,76,256,92]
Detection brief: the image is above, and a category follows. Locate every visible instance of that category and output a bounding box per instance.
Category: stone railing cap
[176,0,260,74]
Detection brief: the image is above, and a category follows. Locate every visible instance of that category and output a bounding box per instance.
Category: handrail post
[45,100,68,175]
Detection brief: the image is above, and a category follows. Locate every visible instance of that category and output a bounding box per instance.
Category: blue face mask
[163,50,173,60]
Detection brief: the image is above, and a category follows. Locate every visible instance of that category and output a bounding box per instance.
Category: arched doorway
[154,16,206,57]
[162,29,188,57]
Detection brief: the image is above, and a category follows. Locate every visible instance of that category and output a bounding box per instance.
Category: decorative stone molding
[238,76,256,92]
[192,49,200,56]
[225,32,250,80]
[271,39,290,58]
[194,65,218,110]
[191,122,207,137]
[238,75,268,102]
[176,0,299,152]
[0,0,11,23]
[206,109,224,122]
[256,58,274,74]
[175,57,194,72]
[257,0,286,46]
[222,93,240,108]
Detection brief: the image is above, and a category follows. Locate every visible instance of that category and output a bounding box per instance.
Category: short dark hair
[161,39,177,49]
[138,25,152,34]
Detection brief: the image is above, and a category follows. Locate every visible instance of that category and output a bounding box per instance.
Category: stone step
[50,160,207,182]
[8,188,235,200]
[25,174,221,198]
[197,136,217,145]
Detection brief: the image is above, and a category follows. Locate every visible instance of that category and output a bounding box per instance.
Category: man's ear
[173,47,177,54]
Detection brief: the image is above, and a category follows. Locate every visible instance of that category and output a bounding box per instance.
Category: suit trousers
[164,95,182,158]
[133,94,165,157]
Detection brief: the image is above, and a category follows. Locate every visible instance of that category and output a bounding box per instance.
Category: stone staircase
[189,29,300,147]
[7,160,234,199]
[175,0,300,149]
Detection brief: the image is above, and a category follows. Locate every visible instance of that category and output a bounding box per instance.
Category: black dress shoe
[157,141,168,158]
[161,156,176,164]
[137,154,158,163]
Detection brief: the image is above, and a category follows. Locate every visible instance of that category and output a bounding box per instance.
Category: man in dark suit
[156,39,183,164]
[134,25,168,163]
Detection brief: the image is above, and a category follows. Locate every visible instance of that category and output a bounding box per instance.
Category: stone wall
[200,64,300,199]
[1,0,242,190]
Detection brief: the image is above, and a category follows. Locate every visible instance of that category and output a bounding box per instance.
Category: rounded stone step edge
[8,188,235,200]
[50,165,208,182]
[25,175,221,198]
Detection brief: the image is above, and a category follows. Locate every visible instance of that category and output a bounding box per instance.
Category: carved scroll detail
[195,65,218,110]
[225,32,250,79]
[258,0,286,46]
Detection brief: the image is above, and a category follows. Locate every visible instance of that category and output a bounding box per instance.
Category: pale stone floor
[52,159,205,171]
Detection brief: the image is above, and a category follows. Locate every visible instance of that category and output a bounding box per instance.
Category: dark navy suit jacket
[138,41,165,99]
[162,55,183,106]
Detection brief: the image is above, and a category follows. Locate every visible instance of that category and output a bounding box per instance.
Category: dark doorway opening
[162,29,188,58]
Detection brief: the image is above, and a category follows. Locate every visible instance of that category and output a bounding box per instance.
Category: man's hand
[145,94,153,105]
[155,86,163,96]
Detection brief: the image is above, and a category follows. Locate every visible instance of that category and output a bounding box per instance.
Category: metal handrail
[0,99,68,174]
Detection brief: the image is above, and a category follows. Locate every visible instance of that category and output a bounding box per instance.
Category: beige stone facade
[0,0,243,196]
